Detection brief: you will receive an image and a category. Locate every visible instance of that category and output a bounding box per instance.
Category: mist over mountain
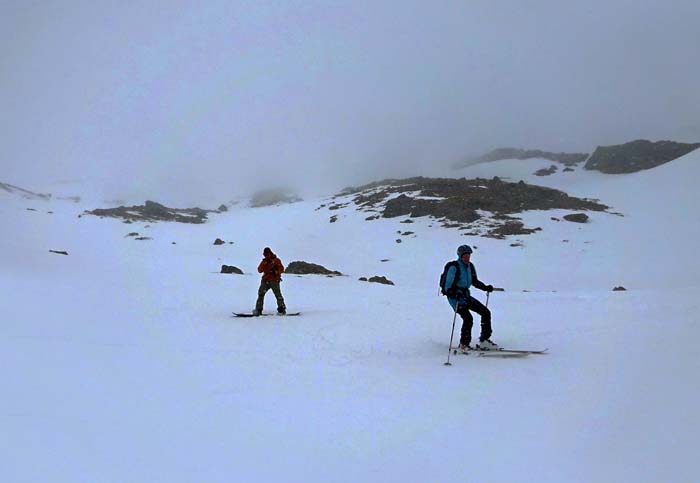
[2,1,699,205]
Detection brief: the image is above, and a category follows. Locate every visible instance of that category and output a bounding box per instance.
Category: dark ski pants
[255,281,286,313]
[455,296,492,346]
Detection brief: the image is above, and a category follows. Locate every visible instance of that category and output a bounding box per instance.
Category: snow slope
[2,150,699,482]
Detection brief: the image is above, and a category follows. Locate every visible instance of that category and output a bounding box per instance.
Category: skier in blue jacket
[444,244,497,352]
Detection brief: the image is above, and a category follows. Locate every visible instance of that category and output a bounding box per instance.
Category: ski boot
[476,339,499,351]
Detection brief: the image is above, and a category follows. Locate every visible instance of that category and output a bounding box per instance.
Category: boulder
[563,213,589,223]
[286,261,342,276]
[221,265,243,274]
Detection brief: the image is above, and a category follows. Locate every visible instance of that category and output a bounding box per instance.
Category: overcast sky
[2,0,699,204]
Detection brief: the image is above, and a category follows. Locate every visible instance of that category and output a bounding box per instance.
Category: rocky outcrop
[534,165,558,176]
[338,177,608,238]
[359,276,395,285]
[86,200,210,224]
[461,148,589,167]
[585,139,700,174]
[286,261,342,276]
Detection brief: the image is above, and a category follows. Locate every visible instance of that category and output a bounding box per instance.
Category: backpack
[439,261,461,296]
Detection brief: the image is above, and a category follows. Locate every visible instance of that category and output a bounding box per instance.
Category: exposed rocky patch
[286,261,342,276]
[49,250,68,256]
[461,148,589,167]
[359,276,394,285]
[613,286,627,291]
[221,265,243,274]
[534,165,558,176]
[86,200,210,224]
[250,188,302,208]
[213,238,226,245]
[585,139,700,174]
[337,177,608,238]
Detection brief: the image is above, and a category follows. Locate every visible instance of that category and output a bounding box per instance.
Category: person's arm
[470,263,492,292]
[276,259,284,274]
[258,260,266,273]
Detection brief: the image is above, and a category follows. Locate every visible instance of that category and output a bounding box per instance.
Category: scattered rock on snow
[613,286,627,291]
[49,250,69,256]
[213,238,225,245]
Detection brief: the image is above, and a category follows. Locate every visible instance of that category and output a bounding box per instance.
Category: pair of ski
[453,347,548,358]
[233,312,300,318]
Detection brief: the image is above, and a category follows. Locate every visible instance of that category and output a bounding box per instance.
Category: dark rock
[86,200,210,224]
[217,204,228,212]
[613,286,627,291]
[367,276,394,285]
[585,139,700,174]
[358,277,368,281]
[49,250,68,256]
[126,232,139,237]
[563,213,589,223]
[213,238,225,245]
[400,219,415,223]
[286,261,342,276]
[395,239,402,243]
[563,167,575,172]
[534,165,558,176]
[330,215,338,223]
[221,265,243,274]
[365,215,380,221]
[134,237,152,241]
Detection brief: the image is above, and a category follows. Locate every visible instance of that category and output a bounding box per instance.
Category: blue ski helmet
[457,244,473,256]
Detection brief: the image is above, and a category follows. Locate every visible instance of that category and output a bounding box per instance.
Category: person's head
[263,247,273,258]
[457,244,472,261]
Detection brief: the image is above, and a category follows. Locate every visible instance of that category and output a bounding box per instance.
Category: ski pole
[444,301,459,366]
[486,292,490,307]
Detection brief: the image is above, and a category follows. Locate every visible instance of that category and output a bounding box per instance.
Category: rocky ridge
[334,177,609,238]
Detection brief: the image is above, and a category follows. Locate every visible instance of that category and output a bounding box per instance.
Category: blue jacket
[445,259,488,310]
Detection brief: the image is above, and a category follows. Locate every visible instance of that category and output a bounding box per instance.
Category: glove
[486,284,494,293]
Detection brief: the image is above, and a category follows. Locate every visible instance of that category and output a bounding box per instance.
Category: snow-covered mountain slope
[2,151,698,482]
